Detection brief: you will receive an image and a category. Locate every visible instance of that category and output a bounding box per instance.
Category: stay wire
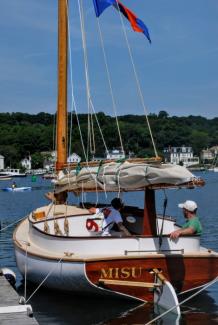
[145,276,218,325]
[25,257,64,304]
[115,0,158,158]
[96,18,124,154]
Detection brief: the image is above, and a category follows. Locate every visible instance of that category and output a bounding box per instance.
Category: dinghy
[3,187,31,192]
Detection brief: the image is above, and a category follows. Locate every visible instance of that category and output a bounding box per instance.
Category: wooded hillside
[0,111,217,168]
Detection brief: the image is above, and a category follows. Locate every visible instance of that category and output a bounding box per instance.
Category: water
[0,172,218,324]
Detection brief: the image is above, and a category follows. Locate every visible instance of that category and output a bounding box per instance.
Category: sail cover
[53,162,197,193]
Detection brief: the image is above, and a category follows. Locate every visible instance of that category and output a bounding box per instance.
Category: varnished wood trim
[98,279,161,288]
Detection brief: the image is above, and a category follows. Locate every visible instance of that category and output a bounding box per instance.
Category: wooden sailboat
[13,1,218,303]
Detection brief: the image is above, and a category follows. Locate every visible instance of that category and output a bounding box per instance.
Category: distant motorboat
[0,175,12,180]
[214,167,218,172]
[2,187,31,192]
[0,169,27,177]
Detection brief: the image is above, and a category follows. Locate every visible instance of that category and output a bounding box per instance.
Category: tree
[189,130,209,155]
[31,153,44,169]
[158,111,169,119]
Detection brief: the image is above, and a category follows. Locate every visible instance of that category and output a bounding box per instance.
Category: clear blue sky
[0,0,218,118]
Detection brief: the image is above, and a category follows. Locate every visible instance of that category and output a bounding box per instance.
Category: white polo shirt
[96,207,122,236]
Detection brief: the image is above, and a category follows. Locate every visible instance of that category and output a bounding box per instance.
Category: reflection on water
[15,284,218,325]
[1,173,218,324]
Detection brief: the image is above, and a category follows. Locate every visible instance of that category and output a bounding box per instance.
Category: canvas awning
[53,162,203,194]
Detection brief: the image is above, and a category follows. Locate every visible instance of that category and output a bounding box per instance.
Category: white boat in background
[13,0,218,304]
[2,187,31,192]
[213,167,218,172]
[0,175,12,180]
[0,169,26,177]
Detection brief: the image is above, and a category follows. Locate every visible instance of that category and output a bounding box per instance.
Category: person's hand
[170,229,181,240]
[88,207,96,214]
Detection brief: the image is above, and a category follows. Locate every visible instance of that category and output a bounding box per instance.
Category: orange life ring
[86,219,99,232]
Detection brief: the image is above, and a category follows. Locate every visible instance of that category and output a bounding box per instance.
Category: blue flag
[93,0,116,17]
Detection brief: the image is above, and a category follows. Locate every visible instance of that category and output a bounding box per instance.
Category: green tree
[189,130,209,154]
[31,152,44,169]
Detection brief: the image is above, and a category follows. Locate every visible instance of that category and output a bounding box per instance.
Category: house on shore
[200,146,218,164]
[0,155,4,170]
[67,153,81,163]
[21,156,31,171]
[163,146,199,167]
[106,149,125,160]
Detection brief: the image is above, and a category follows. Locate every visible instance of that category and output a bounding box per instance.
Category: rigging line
[96,18,124,154]
[24,243,28,301]
[145,276,218,325]
[25,257,64,304]
[78,0,95,157]
[0,216,26,233]
[79,1,109,159]
[90,103,96,154]
[52,113,56,153]
[89,99,108,153]
[115,0,158,158]
[67,0,87,162]
[66,0,73,161]
[178,281,216,296]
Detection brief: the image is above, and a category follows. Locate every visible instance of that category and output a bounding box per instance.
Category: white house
[21,157,31,170]
[42,151,81,170]
[0,155,4,170]
[42,151,56,171]
[210,146,218,156]
[200,149,214,161]
[106,149,125,160]
[67,153,81,163]
[163,146,199,167]
[200,146,218,162]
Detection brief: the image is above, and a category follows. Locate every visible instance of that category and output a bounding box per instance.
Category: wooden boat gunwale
[14,233,218,263]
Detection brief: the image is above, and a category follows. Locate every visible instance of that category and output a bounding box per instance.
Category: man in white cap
[170,200,202,239]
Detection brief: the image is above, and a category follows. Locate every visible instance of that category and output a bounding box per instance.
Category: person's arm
[170,227,195,239]
[117,222,131,236]
[88,207,102,214]
[88,207,97,214]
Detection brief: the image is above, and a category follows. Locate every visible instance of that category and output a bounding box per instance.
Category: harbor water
[0,171,218,324]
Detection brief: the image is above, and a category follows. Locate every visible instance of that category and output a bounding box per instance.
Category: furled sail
[53,162,198,193]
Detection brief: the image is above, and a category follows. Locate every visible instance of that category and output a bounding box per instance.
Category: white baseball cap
[178,200,197,212]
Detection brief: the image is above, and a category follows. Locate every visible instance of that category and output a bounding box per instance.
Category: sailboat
[13,1,218,303]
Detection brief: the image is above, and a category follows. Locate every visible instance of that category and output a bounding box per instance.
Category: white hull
[13,203,218,301]
[0,169,26,177]
[14,240,141,301]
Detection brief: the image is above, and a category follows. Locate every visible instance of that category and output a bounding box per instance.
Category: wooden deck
[0,274,38,324]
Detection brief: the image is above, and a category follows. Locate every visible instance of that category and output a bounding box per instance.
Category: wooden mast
[56,0,68,171]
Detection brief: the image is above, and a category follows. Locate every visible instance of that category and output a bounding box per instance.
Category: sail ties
[64,203,70,236]
[43,202,55,234]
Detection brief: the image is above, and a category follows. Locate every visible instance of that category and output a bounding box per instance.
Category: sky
[0,0,218,118]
